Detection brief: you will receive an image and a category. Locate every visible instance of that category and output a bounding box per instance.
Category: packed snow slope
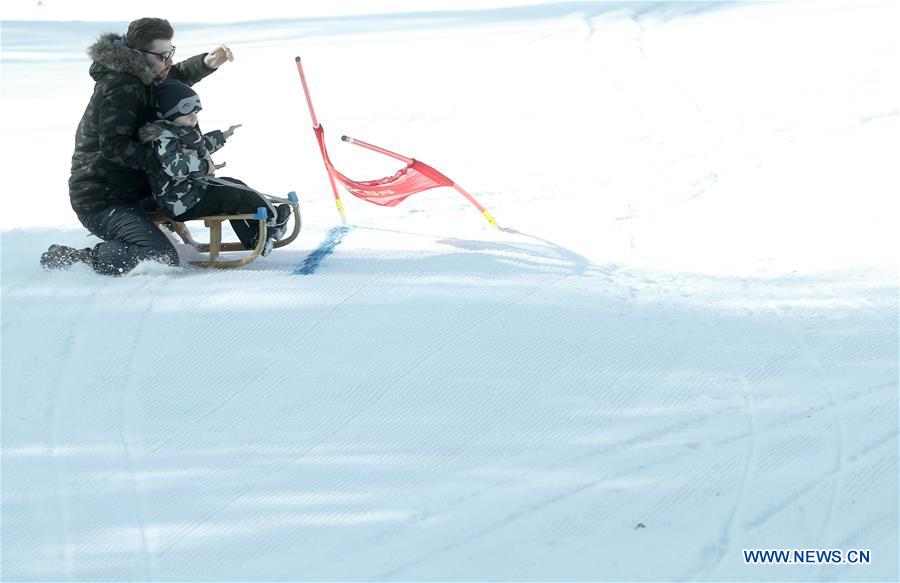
[2,1,898,581]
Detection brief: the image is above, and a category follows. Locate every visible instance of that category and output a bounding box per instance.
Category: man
[41,18,234,275]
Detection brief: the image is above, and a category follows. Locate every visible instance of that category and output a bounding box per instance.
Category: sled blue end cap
[288,191,299,203]
[254,207,268,220]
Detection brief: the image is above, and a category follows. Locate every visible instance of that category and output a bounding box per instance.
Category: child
[140,79,290,255]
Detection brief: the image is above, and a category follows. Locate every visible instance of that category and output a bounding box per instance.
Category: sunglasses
[140,46,176,62]
[161,95,202,120]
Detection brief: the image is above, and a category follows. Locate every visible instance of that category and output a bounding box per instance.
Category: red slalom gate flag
[313,126,454,208]
[296,56,498,228]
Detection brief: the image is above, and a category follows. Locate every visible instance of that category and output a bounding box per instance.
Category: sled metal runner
[152,196,301,268]
[295,57,498,229]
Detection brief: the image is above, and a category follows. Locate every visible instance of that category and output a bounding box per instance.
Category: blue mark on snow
[294,226,350,275]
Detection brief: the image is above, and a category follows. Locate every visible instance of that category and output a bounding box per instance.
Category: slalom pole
[343,134,499,229]
[341,135,413,164]
[452,184,499,229]
[295,57,347,226]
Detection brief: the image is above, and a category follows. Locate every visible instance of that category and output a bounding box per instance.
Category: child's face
[172,111,198,127]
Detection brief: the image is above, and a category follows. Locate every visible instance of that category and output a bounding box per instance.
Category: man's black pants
[78,202,179,276]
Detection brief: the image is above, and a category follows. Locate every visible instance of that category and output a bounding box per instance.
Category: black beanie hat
[155,79,202,121]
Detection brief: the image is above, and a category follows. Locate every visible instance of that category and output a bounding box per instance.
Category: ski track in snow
[686,310,759,580]
[120,279,168,581]
[46,287,97,580]
[46,277,159,579]
[767,305,847,550]
[157,267,574,558]
[97,225,589,571]
[7,241,897,579]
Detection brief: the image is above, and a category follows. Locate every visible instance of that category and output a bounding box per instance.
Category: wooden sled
[152,193,301,268]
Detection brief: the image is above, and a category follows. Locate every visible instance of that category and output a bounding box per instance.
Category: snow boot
[260,237,276,257]
[40,244,94,270]
[267,204,292,242]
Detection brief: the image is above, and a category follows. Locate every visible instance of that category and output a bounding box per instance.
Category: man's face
[141,38,174,81]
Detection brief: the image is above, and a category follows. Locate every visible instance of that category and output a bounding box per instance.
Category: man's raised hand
[204,44,234,69]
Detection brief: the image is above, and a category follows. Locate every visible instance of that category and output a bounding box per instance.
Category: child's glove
[223,124,242,139]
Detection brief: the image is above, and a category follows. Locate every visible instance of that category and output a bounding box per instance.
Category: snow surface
[2,1,898,581]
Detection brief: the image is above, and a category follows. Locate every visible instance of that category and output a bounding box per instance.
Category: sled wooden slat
[150,204,301,268]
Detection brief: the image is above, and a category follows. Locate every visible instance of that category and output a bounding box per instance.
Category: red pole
[453,184,499,229]
[295,57,319,129]
[295,57,347,225]
[341,134,413,165]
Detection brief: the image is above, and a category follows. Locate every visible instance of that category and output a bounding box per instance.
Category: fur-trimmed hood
[87,32,158,86]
